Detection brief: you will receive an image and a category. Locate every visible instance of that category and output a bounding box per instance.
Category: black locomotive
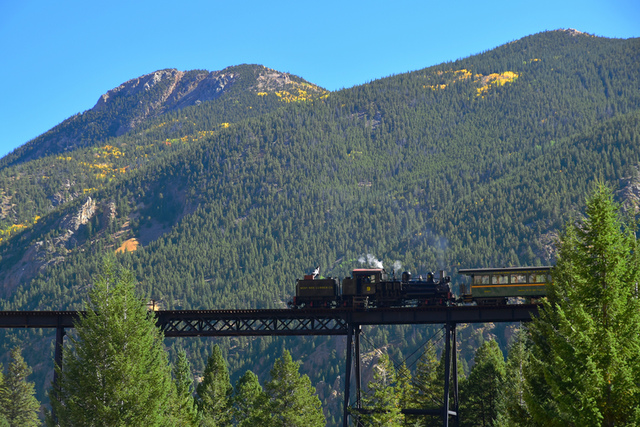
[289,268,453,309]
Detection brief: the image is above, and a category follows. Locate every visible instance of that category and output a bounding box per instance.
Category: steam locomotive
[288,268,453,309]
[289,265,553,309]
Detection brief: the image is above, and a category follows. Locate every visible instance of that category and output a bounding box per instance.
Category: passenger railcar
[458,266,552,305]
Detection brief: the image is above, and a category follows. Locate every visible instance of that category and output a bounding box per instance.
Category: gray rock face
[93,68,238,136]
[619,168,640,214]
[66,197,96,232]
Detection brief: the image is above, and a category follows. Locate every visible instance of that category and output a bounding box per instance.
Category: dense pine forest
[1,29,639,424]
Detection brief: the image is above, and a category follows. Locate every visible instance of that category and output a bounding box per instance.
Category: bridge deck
[0,304,539,336]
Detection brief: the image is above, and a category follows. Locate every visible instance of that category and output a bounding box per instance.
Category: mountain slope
[3,29,639,308]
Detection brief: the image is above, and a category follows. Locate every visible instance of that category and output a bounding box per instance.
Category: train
[289,268,453,309]
[288,265,552,309]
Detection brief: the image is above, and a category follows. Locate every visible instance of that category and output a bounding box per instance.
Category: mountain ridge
[0,64,327,169]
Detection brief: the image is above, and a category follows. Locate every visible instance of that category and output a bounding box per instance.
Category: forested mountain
[1,29,639,423]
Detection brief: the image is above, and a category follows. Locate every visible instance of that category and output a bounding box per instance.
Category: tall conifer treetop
[195,344,233,426]
[525,183,640,426]
[47,259,177,427]
[264,349,325,427]
[0,347,40,427]
[360,353,403,427]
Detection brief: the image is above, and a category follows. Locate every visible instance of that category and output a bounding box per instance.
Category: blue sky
[1,0,638,159]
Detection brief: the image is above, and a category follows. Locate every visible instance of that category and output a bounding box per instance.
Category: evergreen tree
[360,353,403,427]
[459,340,506,427]
[47,258,177,427]
[395,362,414,427]
[232,370,267,427]
[264,349,325,427]
[195,344,233,426]
[396,362,412,409]
[173,349,199,427]
[0,366,6,427]
[409,346,442,427]
[525,183,640,426]
[494,329,534,427]
[0,347,40,427]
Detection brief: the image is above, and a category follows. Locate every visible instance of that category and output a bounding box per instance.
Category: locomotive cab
[342,268,387,297]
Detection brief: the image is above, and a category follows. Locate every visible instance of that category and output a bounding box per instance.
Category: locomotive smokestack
[439,270,445,281]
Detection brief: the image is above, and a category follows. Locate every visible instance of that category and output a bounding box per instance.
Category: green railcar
[458,266,552,304]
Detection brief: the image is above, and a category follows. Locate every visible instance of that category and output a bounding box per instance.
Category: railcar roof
[458,266,553,275]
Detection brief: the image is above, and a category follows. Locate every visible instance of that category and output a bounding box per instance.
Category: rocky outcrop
[535,230,559,262]
[1,197,102,297]
[254,70,294,90]
[561,28,586,36]
[93,69,239,136]
[61,197,96,232]
[48,197,95,252]
[95,69,183,108]
[618,167,640,213]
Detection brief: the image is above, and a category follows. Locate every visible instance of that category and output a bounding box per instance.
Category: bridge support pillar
[354,324,361,411]
[52,325,66,422]
[343,323,354,427]
[442,322,459,426]
[453,324,459,427]
[53,326,65,387]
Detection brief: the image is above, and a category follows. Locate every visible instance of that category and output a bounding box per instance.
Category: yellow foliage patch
[424,69,518,97]
[424,69,473,90]
[476,71,519,97]
[163,129,219,146]
[0,223,29,243]
[271,81,328,103]
[101,145,123,158]
[115,238,140,254]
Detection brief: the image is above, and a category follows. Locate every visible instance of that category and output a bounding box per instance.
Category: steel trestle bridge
[0,304,539,426]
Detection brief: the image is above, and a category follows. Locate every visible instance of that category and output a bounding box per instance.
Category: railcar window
[511,274,527,283]
[491,274,509,284]
[473,275,490,285]
[531,274,547,283]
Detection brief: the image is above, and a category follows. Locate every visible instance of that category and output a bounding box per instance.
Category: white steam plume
[358,254,384,269]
